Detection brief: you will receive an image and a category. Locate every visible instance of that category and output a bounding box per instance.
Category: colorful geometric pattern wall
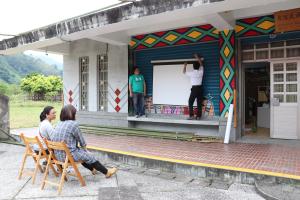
[219,30,235,118]
[235,15,274,37]
[130,24,219,50]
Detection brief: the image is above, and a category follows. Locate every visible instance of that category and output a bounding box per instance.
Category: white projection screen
[153,64,194,105]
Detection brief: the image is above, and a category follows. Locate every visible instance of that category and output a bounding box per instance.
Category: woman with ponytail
[39,106,56,140]
[32,106,56,152]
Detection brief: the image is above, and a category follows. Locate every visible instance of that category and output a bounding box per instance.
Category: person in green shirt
[129,67,146,117]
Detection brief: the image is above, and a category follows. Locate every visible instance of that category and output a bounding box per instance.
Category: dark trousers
[82,161,108,175]
[133,92,145,116]
[189,85,203,117]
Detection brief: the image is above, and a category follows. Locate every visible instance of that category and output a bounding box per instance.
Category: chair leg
[41,154,51,190]
[58,159,69,195]
[72,162,86,186]
[49,162,59,177]
[32,155,43,173]
[18,153,27,180]
[55,164,68,181]
[32,152,42,184]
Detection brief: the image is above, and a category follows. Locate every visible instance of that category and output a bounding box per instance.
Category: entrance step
[80,125,220,142]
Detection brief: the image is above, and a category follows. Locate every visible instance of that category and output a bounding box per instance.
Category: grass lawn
[10,99,63,129]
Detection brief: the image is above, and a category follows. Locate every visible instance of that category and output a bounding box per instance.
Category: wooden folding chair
[41,140,86,195]
[18,133,58,184]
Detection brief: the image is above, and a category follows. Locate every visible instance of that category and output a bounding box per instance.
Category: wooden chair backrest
[45,140,75,163]
[20,133,39,146]
[20,133,48,156]
[46,140,67,151]
[20,133,38,154]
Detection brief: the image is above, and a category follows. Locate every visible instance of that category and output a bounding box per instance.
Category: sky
[24,50,64,65]
[0,0,121,63]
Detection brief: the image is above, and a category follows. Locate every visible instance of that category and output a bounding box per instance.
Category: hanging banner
[275,8,300,33]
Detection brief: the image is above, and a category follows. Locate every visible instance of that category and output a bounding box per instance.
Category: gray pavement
[0,143,265,200]
[10,127,39,137]
[256,178,300,200]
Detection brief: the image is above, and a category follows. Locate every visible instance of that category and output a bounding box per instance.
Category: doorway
[243,62,270,139]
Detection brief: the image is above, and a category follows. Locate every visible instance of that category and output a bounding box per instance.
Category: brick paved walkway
[85,134,300,180]
[11,128,300,180]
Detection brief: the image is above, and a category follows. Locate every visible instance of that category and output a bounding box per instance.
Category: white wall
[108,45,128,113]
[63,39,128,113]
[63,54,80,110]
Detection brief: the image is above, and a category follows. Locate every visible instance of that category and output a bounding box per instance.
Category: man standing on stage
[129,67,146,118]
[183,54,204,120]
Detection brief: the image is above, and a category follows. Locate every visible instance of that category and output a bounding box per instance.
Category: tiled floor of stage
[85,134,300,179]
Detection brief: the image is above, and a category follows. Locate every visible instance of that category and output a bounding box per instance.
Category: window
[270,41,284,48]
[286,62,297,71]
[273,63,284,71]
[256,43,268,49]
[242,40,300,62]
[242,51,254,60]
[97,54,108,111]
[271,49,284,58]
[286,39,300,46]
[286,48,300,58]
[256,50,269,60]
[272,62,298,103]
[242,44,254,50]
[79,57,89,111]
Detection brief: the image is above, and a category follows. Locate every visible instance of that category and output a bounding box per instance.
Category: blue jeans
[133,92,145,116]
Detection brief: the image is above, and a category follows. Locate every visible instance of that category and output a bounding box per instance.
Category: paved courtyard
[10,127,300,181]
[0,143,264,200]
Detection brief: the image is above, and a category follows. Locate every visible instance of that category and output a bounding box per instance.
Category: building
[1,0,300,141]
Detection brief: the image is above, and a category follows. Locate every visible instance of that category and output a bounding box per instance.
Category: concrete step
[80,125,220,142]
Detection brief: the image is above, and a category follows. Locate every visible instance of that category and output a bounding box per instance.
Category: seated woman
[51,104,117,178]
[32,106,56,154]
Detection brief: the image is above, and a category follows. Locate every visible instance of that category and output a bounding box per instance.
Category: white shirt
[185,66,204,86]
[32,119,54,151]
[39,119,54,140]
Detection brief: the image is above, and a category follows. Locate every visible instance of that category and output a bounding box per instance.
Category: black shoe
[187,116,195,120]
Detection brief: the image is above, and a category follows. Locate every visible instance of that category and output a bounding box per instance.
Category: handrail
[0,128,18,142]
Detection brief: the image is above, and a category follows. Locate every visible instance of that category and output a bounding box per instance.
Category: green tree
[0,81,8,95]
[48,76,63,93]
[20,73,62,100]
[45,76,63,101]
